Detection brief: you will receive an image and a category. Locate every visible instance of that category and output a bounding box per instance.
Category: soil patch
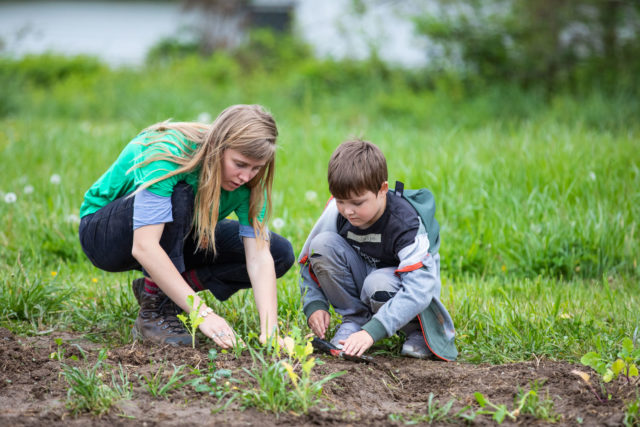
[0,328,632,426]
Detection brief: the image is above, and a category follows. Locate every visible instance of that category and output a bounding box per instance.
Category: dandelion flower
[51,271,58,277]
[588,172,596,181]
[91,278,98,283]
[23,185,34,194]
[501,265,507,273]
[66,214,80,224]
[50,174,61,185]
[197,112,212,123]
[4,192,17,203]
[272,217,285,230]
[305,190,317,202]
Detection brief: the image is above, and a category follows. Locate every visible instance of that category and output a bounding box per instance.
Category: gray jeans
[308,231,440,328]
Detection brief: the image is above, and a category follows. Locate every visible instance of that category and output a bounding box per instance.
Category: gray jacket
[298,198,458,361]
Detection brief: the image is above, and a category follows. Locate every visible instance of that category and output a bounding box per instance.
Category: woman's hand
[198,312,236,349]
[259,331,284,347]
[308,310,330,339]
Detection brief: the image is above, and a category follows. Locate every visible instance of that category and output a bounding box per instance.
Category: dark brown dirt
[0,327,634,426]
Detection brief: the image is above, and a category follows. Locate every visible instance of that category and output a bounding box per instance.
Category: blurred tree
[412,0,640,92]
[182,0,251,53]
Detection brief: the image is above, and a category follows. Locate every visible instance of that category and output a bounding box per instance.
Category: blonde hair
[328,139,387,199]
[133,104,278,254]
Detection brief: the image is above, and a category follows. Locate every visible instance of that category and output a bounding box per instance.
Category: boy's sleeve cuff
[303,301,330,319]
[362,318,387,342]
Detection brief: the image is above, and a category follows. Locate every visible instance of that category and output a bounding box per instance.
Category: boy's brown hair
[328,139,388,199]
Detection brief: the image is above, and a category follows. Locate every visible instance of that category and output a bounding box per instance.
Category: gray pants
[308,231,440,329]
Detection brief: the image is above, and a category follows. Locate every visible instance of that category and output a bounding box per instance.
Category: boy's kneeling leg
[309,232,370,319]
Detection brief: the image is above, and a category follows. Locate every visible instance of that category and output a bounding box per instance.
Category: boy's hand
[308,310,330,339]
[340,330,374,357]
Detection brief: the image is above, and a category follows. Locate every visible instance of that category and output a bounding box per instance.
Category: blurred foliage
[413,0,640,94]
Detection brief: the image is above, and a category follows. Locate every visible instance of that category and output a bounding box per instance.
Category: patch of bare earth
[0,327,631,426]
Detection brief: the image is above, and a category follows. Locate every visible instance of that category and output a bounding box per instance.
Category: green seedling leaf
[493,406,508,424]
[475,392,487,407]
[580,351,608,376]
[629,364,639,378]
[580,351,601,367]
[176,295,205,348]
[622,337,634,355]
[612,359,625,376]
[603,368,614,383]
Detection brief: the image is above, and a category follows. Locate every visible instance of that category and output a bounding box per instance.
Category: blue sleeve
[133,189,173,230]
[238,224,270,240]
[239,224,256,238]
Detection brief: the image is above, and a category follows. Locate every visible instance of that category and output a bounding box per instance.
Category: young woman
[79,104,294,347]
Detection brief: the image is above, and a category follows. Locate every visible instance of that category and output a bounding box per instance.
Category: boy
[298,139,457,360]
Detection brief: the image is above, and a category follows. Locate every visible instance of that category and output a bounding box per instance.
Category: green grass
[62,349,132,415]
[0,52,638,371]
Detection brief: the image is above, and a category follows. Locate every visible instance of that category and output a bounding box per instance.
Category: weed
[515,380,561,423]
[140,363,187,398]
[388,393,459,424]
[581,337,640,385]
[190,348,236,406]
[623,393,640,427]
[474,381,560,425]
[240,327,345,414]
[49,337,66,361]
[62,349,130,416]
[1,256,70,325]
[474,392,516,424]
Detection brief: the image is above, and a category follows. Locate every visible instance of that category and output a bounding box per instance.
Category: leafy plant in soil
[140,363,187,398]
[62,349,131,416]
[176,294,205,348]
[388,393,461,424]
[189,348,237,410]
[578,336,640,402]
[240,327,345,414]
[473,380,560,425]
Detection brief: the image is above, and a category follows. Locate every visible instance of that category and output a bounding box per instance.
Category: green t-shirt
[80,130,264,226]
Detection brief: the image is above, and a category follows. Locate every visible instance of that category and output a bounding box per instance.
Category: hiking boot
[131,278,194,347]
[330,320,362,349]
[132,277,145,305]
[401,329,433,359]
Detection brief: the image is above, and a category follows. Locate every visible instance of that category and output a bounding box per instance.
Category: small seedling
[189,349,237,410]
[473,384,555,425]
[580,338,639,384]
[50,337,65,361]
[140,363,187,398]
[514,380,561,422]
[176,294,205,348]
[475,392,516,424]
[388,393,459,423]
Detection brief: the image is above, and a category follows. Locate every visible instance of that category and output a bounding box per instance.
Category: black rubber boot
[131,278,195,347]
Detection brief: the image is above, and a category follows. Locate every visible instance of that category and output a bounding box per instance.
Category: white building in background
[0,0,430,67]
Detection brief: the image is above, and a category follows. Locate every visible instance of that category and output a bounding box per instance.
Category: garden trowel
[311,337,374,364]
